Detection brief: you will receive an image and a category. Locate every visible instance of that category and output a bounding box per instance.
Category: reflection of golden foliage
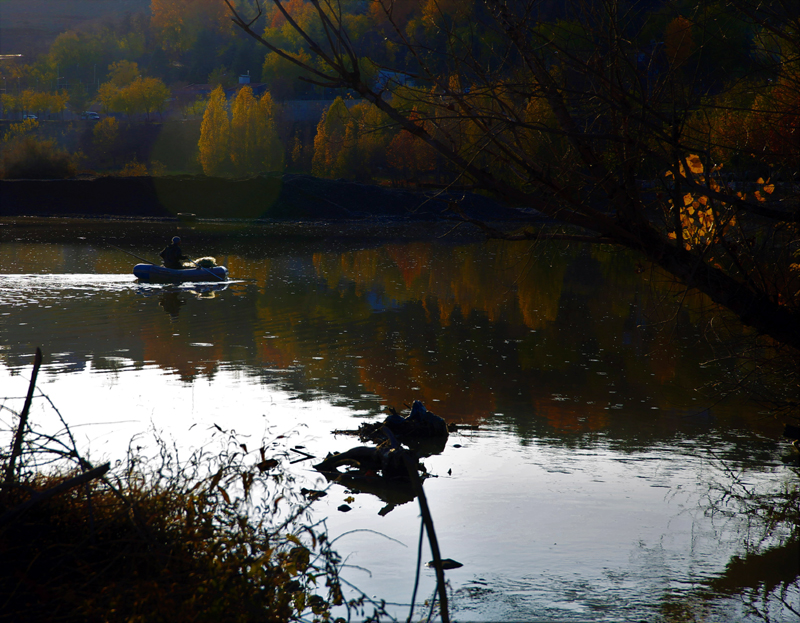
[314,241,568,332]
[648,334,678,383]
[1,243,64,272]
[532,396,609,432]
[140,330,222,382]
[227,256,271,292]
[385,243,430,287]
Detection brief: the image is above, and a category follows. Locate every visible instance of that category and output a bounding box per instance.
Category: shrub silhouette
[1,136,77,179]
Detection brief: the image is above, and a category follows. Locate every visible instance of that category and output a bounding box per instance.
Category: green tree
[198,85,230,176]
[106,60,140,87]
[98,68,169,119]
[131,77,170,119]
[261,49,317,100]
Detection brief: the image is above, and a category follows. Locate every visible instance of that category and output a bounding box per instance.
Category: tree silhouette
[224,0,800,355]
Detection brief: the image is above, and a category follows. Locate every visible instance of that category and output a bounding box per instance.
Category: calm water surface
[1,219,797,622]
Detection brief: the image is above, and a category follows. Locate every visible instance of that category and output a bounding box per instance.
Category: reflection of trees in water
[1,239,782,436]
[121,241,780,433]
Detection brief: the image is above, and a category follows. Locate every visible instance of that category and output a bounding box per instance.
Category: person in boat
[159,236,188,269]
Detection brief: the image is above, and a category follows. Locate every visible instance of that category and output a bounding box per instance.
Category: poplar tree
[230,85,257,174]
[311,97,350,178]
[254,91,284,172]
[230,87,284,175]
[198,85,229,176]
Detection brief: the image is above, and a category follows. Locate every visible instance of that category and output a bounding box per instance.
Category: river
[1,218,797,622]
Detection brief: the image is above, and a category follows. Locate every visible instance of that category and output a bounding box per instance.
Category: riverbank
[0,173,527,223]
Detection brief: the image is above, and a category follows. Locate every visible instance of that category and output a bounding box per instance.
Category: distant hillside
[0,0,150,57]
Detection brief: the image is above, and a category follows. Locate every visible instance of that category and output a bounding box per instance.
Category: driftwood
[314,440,420,481]
[2,348,43,493]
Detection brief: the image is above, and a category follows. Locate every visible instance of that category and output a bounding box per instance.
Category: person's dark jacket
[159,243,187,269]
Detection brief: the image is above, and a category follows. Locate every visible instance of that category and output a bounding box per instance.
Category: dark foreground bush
[0,353,386,622]
[0,136,77,179]
[0,450,363,623]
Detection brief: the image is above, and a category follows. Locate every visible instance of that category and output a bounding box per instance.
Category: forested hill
[0,0,151,57]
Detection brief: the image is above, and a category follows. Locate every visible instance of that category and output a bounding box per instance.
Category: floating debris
[428,558,463,570]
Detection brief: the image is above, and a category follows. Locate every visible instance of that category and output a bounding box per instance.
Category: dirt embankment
[0,174,524,223]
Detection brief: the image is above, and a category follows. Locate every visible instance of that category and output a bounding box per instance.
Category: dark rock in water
[361,400,448,442]
[337,504,352,512]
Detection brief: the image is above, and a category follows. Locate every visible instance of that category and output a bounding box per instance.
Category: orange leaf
[687,155,703,174]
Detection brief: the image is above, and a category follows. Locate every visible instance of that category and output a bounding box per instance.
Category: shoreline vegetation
[0,350,372,622]
[0,349,454,623]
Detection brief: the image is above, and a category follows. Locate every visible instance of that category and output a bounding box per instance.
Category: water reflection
[159,291,186,319]
[0,221,797,621]
[0,233,768,438]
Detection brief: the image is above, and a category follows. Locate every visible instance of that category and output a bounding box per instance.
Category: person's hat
[172,236,181,244]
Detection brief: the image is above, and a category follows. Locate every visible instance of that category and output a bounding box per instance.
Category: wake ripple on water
[0,274,139,306]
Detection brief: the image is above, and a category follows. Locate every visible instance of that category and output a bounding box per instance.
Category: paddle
[107,242,157,265]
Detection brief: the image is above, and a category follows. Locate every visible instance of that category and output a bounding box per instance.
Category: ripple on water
[0,274,138,306]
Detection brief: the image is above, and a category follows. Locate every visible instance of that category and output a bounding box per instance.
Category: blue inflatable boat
[133,263,229,283]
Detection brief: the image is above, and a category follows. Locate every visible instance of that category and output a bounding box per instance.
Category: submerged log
[313,441,420,481]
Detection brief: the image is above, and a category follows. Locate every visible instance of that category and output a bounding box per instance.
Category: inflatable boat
[133,263,229,283]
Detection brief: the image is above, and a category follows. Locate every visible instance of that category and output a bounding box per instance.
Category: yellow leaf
[683,193,693,206]
[665,170,674,178]
[687,154,703,174]
[756,177,764,184]
[699,196,708,205]
[764,183,775,194]
[668,231,677,239]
